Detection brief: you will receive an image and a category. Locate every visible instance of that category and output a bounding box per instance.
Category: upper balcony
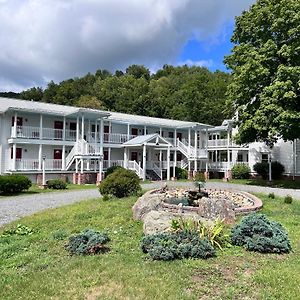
[11,126,76,141]
[207,139,243,148]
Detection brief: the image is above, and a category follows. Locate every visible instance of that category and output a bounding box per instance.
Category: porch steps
[146,169,161,181]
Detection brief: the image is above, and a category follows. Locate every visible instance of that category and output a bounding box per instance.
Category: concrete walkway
[0,181,299,227]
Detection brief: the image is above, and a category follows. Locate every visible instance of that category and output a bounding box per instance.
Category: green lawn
[210,178,300,189]
[0,183,97,199]
[0,194,299,299]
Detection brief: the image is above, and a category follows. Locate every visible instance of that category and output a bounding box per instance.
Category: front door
[131,151,138,162]
[177,132,182,141]
[104,125,110,142]
[131,128,138,136]
[53,149,62,169]
[54,121,63,139]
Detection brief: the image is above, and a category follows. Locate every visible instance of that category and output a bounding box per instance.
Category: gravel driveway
[0,189,100,227]
[0,181,299,227]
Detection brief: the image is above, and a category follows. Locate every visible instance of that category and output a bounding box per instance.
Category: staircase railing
[128,160,143,178]
[146,161,162,180]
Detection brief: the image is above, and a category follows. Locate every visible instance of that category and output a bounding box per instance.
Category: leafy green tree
[75,95,103,109]
[20,87,43,101]
[126,65,150,80]
[225,0,300,145]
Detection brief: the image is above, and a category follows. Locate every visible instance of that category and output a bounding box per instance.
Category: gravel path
[0,189,100,227]
[0,181,299,227]
[142,181,300,199]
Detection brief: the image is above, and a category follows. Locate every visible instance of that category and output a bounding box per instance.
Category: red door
[11,116,23,126]
[177,153,182,161]
[103,150,108,160]
[53,149,62,169]
[54,121,63,139]
[11,147,22,159]
[131,128,138,136]
[131,152,138,161]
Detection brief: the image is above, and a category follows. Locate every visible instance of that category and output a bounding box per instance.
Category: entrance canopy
[122,133,172,148]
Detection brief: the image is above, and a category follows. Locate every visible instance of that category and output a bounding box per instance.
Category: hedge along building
[0,97,299,183]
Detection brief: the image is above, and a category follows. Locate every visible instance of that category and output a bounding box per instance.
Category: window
[237,154,243,162]
[168,132,174,138]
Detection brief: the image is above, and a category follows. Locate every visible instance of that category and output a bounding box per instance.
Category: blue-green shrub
[141,231,215,261]
[231,214,291,253]
[65,229,110,255]
[231,164,251,179]
[47,179,67,190]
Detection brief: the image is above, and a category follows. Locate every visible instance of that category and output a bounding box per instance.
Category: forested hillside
[12,65,232,126]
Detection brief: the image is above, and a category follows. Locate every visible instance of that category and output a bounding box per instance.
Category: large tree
[225,0,300,145]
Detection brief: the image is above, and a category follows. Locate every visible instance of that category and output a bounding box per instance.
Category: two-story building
[0,97,299,183]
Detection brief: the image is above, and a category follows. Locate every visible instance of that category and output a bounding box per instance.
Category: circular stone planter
[132,188,263,235]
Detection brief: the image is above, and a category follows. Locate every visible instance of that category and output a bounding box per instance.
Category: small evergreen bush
[231,164,251,179]
[194,172,206,182]
[99,168,141,198]
[47,179,67,190]
[65,229,110,255]
[0,175,32,194]
[174,167,188,179]
[231,214,291,253]
[268,192,275,199]
[284,195,293,204]
[141,231,215,261]
[253,161,285,180]
[105,166,125,177]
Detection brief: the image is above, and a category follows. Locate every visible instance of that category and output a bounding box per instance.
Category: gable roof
[123,133,172,147]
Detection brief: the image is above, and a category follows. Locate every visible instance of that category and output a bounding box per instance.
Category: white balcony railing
[11,126,76,141]
[103,160,124,169]
[208,161,249,171]
[207,139,241,147]
[103,133,136,144]
[10,159,62,171]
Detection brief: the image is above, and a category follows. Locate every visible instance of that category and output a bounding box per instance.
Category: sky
[0,0,255,92]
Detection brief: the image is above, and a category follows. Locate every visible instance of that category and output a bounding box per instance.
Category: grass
[210,178,300,189]
[0,194,300,299]
[0,183,97,198]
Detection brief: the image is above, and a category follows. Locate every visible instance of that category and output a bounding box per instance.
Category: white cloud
[0,0,254,91]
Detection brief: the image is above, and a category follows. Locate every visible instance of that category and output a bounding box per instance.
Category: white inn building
[0,97,299,184]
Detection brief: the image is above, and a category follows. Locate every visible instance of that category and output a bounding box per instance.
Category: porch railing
[11,126,76,141]
[10,159,62,171]
[103,133,136,144]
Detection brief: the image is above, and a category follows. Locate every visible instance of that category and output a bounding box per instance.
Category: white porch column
[194,130,198,173]
[95,120,98,144]
[39,114,43,140]
[75,158,78,173]
[98,158,103,181]
[205,128,209,175]
[123,147,127,168]
[167,146,171,180]
[173,129,177,176]
[38,144,43,170]
[99,118,104,175]
[227,130,230,177]
[62,145,66,170]
[108,147,111,167]
[127,123,130,140]
[76,116,80,142]
[81,114,85,140]
[63,116,66,141]
[142,144,147,181]
[144,125,147,135]
[12,143,16,170]
[88,120,91,141]
[13,112,17,138]
[80,158,84,174]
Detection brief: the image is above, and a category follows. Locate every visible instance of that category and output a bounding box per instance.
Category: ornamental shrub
[253,161,285,180]
[141,231,215,261]
[284,195,293,204]
[99,168,141,198]
[105,166,125,177]
[194,172,206,182]
[0,175,32,194]
[175,167,188,179]
[65,229,110,255]
[231,214,291,253]
[47,179,67,190]
[231,164,251,179]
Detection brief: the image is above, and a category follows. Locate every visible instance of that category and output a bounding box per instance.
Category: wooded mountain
[6,65,232,126]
